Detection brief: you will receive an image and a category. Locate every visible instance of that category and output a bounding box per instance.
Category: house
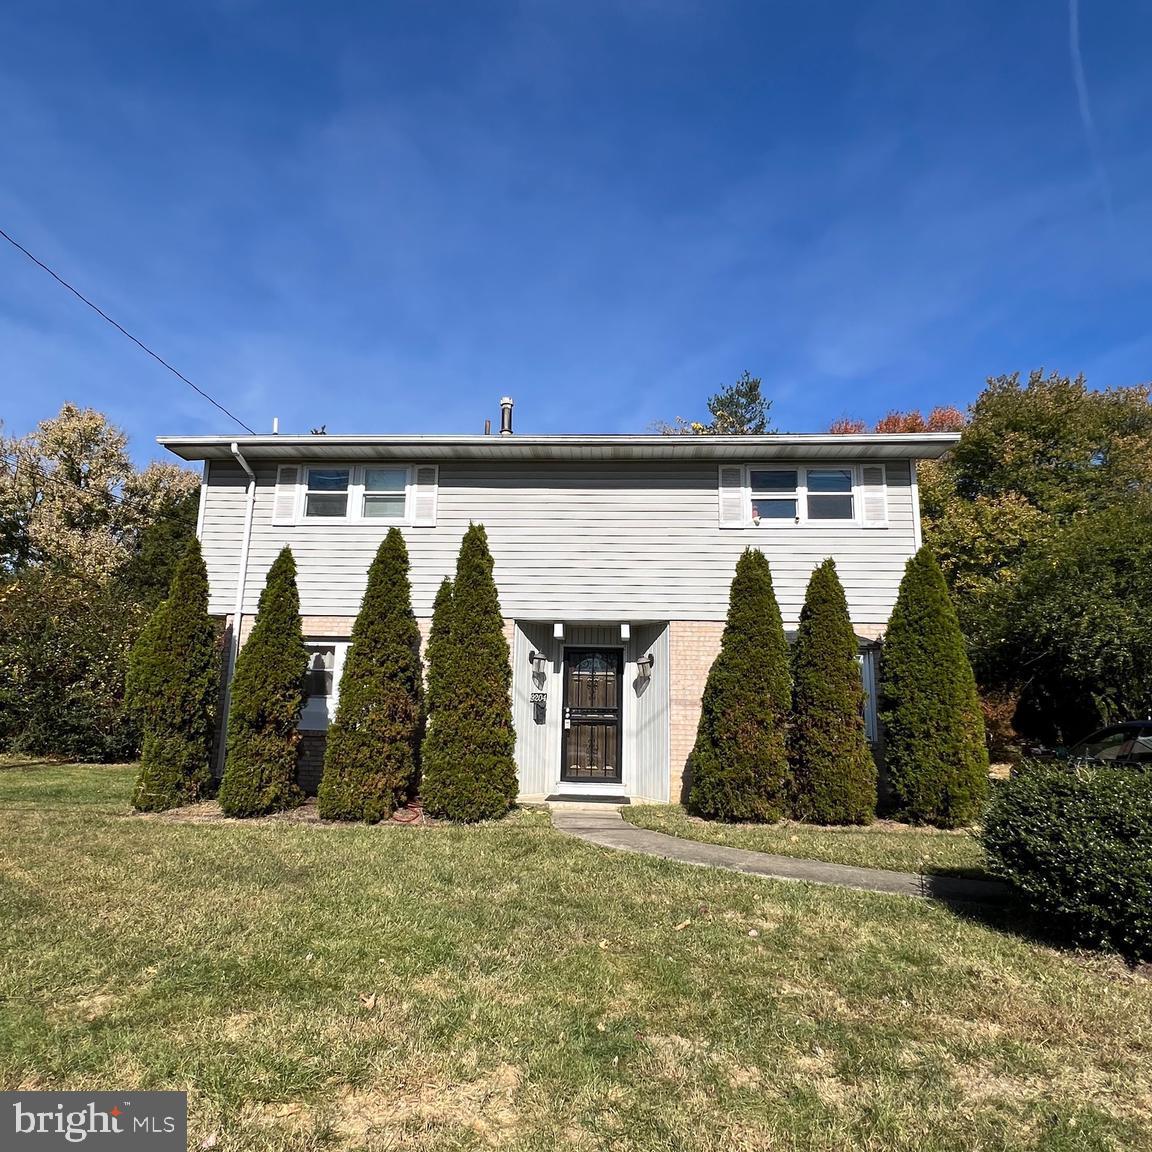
[159,401,958,804]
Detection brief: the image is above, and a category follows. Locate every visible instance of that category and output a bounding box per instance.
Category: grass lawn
[623,804,988,879]
[2,763,1150,1151]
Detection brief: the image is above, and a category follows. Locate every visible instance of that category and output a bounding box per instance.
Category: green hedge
[981,760,1152,960]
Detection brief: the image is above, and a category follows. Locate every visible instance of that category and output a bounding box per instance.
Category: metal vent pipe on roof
[499,396,514,435]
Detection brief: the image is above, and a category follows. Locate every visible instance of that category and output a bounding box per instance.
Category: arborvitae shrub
[126,537,219,811]
[424,576,454,719]
[789,558,877,824]
[318,529,424,822]
[880,545,988,827]
[982,760,1152,961]
[421,524,517,821]
[687,548,791,822]
[218,546,308,817]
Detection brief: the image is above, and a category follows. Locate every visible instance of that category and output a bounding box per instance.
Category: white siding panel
[200,459,919,625]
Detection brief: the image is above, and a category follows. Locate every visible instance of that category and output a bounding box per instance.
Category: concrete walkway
[551,808,1008,906]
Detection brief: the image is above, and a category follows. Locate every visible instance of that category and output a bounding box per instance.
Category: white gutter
[217,441,258,775]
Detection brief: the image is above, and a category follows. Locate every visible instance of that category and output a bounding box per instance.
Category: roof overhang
[158,433,960,463]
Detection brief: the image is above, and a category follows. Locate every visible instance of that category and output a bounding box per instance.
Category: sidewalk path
[551,808,1008,906]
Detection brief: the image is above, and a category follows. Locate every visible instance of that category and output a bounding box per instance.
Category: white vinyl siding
[198,459,915,625]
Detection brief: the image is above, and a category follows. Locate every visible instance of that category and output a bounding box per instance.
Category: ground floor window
[301,641,349,729]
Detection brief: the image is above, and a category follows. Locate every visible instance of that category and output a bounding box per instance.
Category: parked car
[1060,721,1152,766]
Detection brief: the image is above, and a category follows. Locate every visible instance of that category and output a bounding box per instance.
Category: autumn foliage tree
[318,529,424,822]
[126,538,219,811]
[218,547,308,817]
[788,559,876,825]
[686,548,791,822]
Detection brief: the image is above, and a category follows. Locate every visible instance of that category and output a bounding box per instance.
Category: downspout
[217,442,257,774]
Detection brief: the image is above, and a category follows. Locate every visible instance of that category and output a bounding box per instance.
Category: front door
[562,648,623,784]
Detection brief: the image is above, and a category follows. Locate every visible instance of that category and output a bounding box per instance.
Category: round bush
[981,760,1152,960]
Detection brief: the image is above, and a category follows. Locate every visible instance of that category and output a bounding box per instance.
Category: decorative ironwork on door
[562,648,622,783]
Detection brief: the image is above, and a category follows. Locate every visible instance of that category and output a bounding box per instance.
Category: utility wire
[0,455,131,508]
[0,226,257,434]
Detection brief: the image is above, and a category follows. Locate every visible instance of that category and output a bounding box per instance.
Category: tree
[827,407,966,434]
[421,524,518,821]
[879,547,988,827]
[424,577,454,718]
[653,371,773,435]
[0,404,200,761]
[686,548,791,822]
[126,538,219,811]
[118,487,201,608]
[996,499,1152,743]
[0,570,145,761]
[218,547,308,817]
[318,529,424,822]
[0,404,198,579]
[919,371,1152,742]
[789,559,876,824]
[950,371,1152,515]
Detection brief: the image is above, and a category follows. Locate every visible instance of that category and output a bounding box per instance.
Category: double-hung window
[805,468,855,520]
[361,467,408,519]
[293,466,415,523]
[749,469,800,523]
[720,463,887,529]
[304,468,352,518]
[748,467,856,525]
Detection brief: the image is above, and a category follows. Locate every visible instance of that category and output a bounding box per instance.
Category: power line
[0,455,131,509]
[0,226,257,434]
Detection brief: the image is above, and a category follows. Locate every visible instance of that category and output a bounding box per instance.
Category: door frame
[559,645,626,790]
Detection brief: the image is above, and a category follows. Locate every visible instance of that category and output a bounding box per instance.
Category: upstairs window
[304,468,350,518]
[720,463,886,529]
[749,469,799,524]
[362,467,408,519]
[806,468,854,520]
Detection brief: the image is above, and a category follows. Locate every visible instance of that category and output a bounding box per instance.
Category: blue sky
[2,1,1150,461]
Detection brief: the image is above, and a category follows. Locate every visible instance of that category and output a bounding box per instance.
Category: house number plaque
[530,692,547,704]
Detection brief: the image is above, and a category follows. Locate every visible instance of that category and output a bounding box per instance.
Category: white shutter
[718,465,746,528]
[273,465,299,524]
[860,464,888,528]
[411,465,439,526]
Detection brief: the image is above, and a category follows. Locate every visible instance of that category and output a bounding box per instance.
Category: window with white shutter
[411,465,439,526]
[272,465,300,525]
[718,465,746,528]
[860,464,889,528]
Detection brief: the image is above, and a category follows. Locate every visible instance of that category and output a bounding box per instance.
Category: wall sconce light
[619,623,631,642]
[553,622,565,640]
[529,650,549,677]
[636,653,655,679]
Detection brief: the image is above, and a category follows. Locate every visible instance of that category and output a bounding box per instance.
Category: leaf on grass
[359,992,377,1010]
[198,1134,218,1150]
[673,919,691,931]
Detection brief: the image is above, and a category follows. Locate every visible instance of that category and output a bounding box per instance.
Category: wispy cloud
[1068,0,1114,218]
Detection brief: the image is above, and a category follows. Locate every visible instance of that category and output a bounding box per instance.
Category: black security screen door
[562,648,623,784]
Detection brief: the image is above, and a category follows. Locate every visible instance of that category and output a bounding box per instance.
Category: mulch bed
[142,797,440,827]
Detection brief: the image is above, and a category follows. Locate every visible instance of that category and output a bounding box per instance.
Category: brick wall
[667,620,725,803]
[296,731,327,795]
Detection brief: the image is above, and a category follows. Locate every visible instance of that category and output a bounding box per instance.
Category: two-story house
[160,404,957,805]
